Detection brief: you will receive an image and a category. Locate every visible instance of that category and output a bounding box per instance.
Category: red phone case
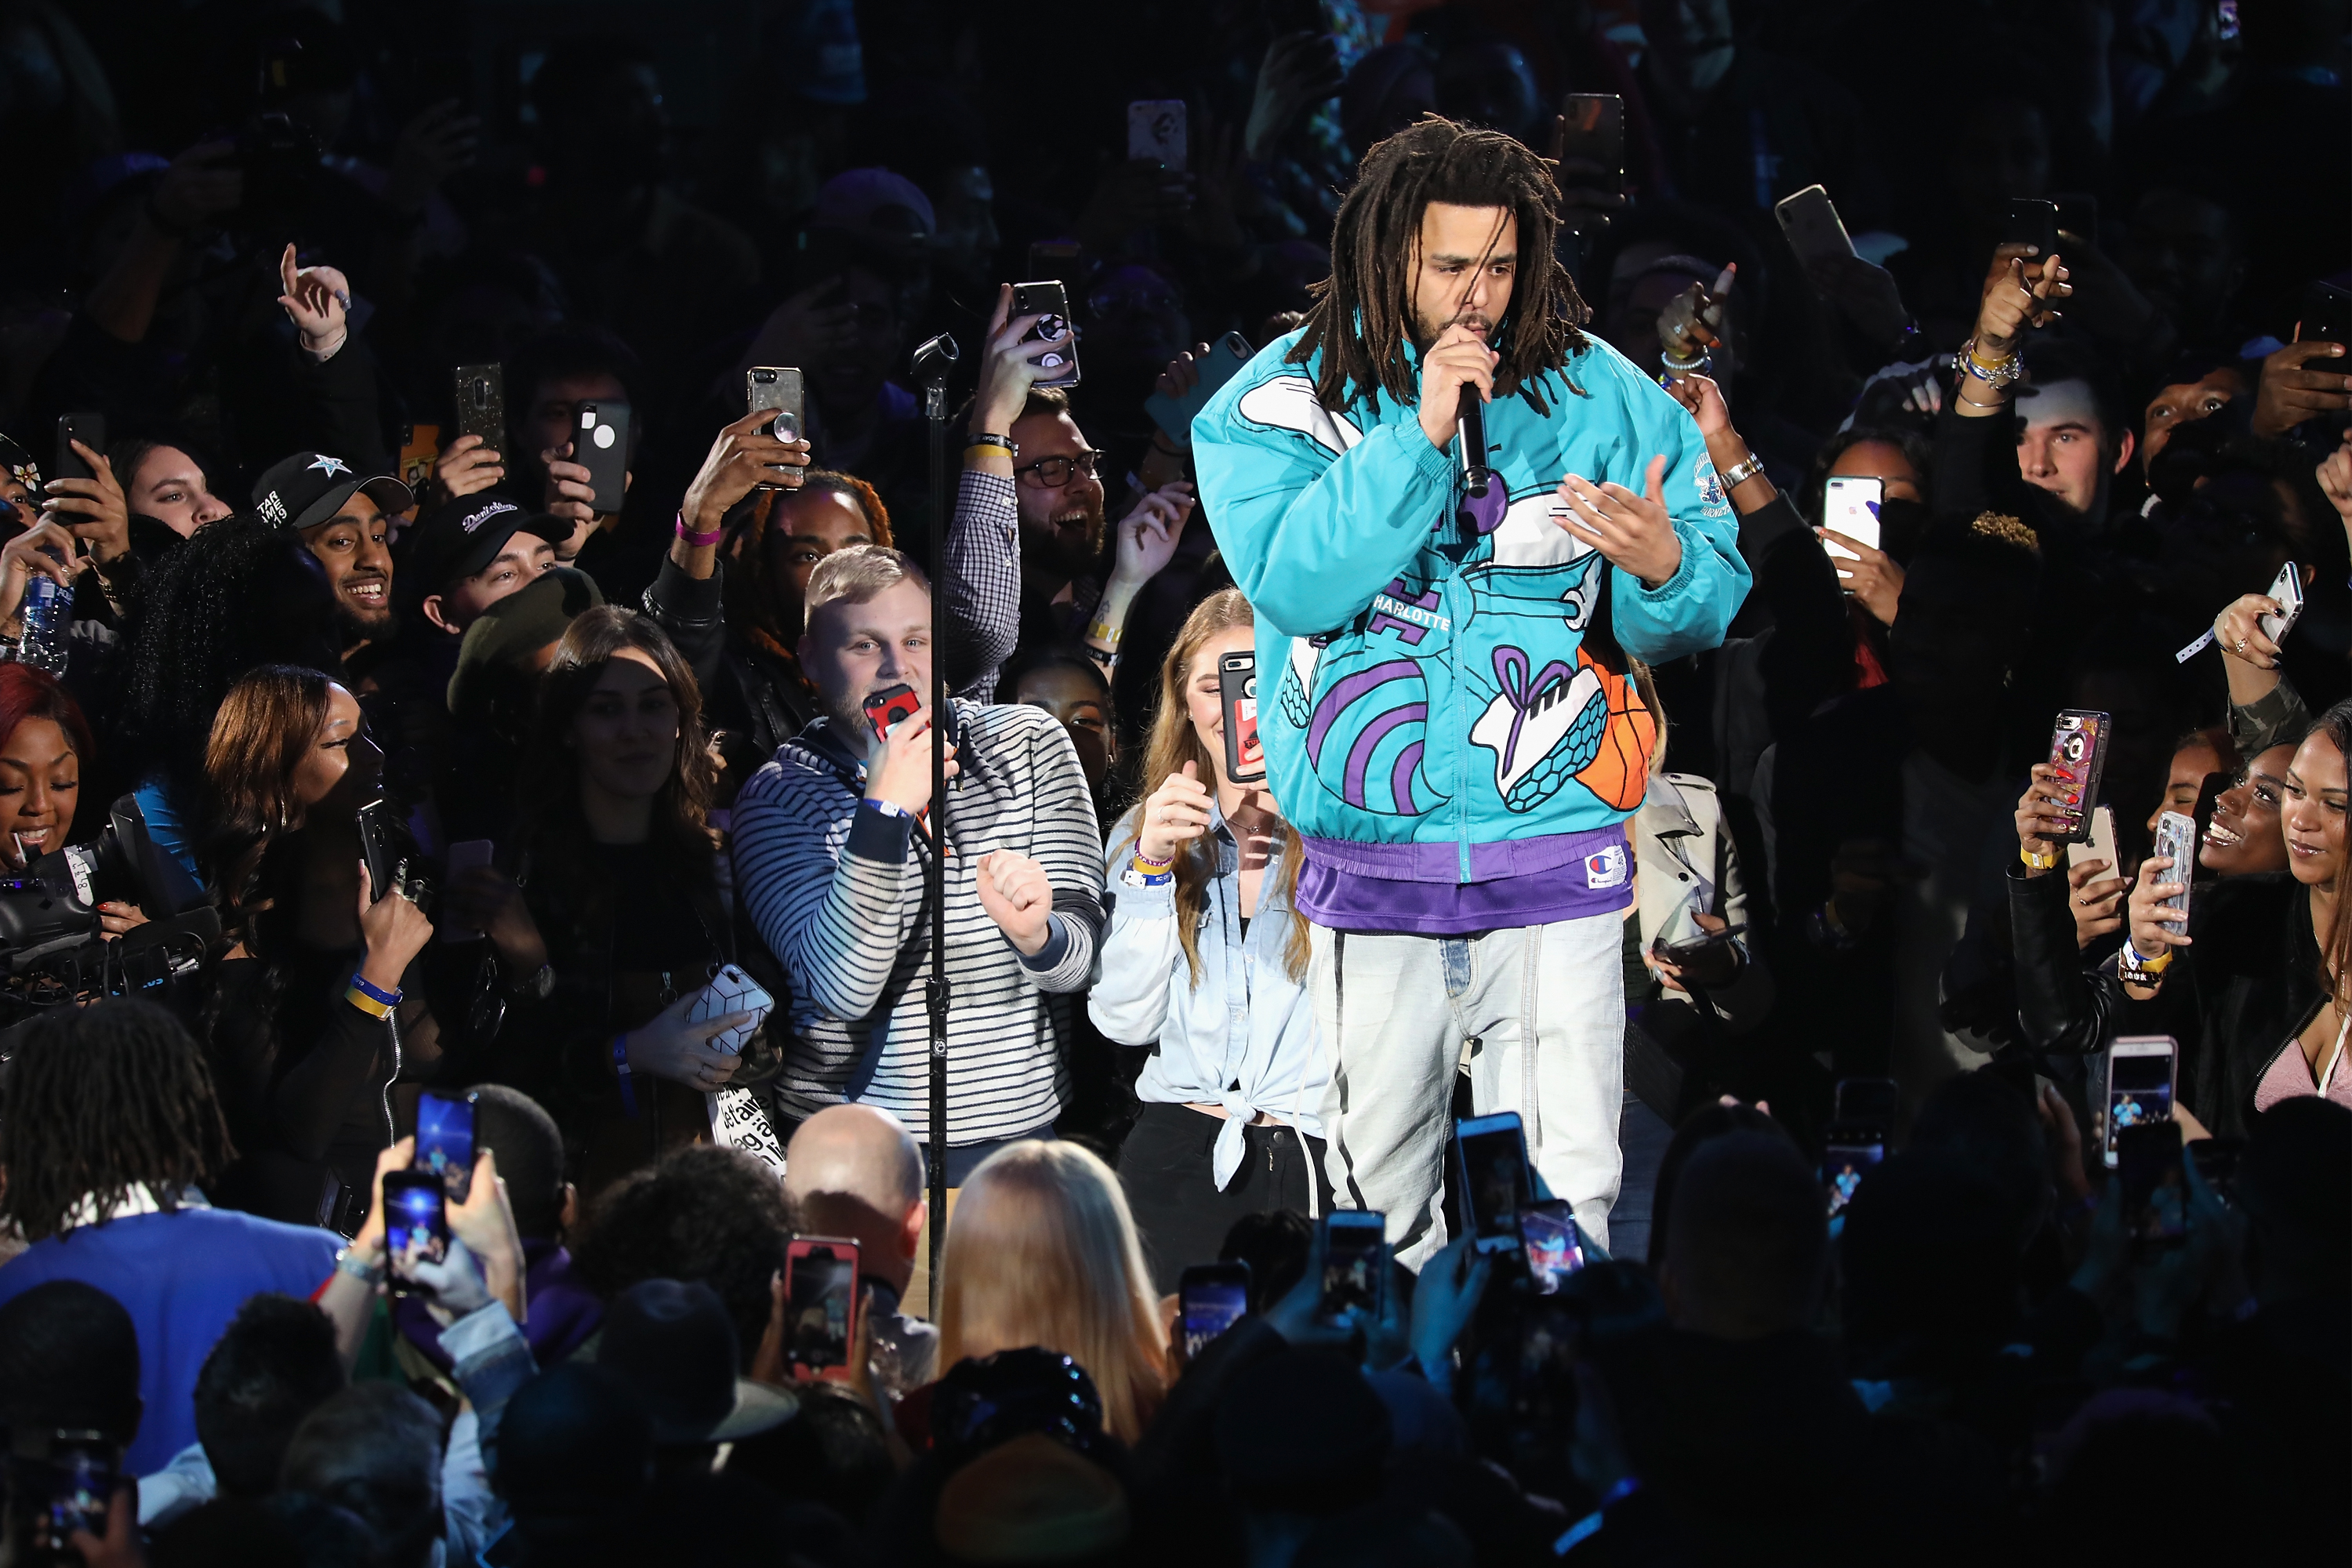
[862,685,922,739]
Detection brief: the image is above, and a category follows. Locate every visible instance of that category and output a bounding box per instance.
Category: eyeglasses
[1013,450,1102,489]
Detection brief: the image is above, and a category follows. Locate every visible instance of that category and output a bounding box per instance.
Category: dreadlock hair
[111,514,343,804]
[724,470,894,662]
[0,997,236,1241]
[1289,114,1588,416]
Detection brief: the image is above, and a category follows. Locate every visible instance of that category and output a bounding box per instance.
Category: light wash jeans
[1312,914,1625,1269]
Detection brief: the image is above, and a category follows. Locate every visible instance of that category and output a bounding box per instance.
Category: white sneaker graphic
[1469,650,1605,812]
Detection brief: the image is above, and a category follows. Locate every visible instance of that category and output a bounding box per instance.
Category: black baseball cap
[405,493,571,592]
[250,450,412,532]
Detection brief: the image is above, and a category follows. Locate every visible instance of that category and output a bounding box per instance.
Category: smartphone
[573,402,631,515]
[441,839,493,943]
[2151,811,2196,924]
[1831,1076,1900,1130]
[2002,197,2060,256]
[1010,281,1080,390]
[382,1171,449,1295]
[53,412,105,488]
[2300,280,2352,345]
[414,1090,477,1201]
[2187,1135,2243,1207]
[2216,0,2241,39]
[2051,190,2100,249]
[1178,1261,1251,1357]
[1820,474,1882,575]
[1142,330,1254,445]
[1127,100,1187,172]
[1773,183,1857,266]
[399,422,441,497]
[1653,921,1748,964]
[2103,1036,2179,1167]
[1554,93,1625,191]
[2043,710,2112,843]
[862,682,922,739]
[1820,1123,1886,1218]
[2115,1120,2188,1248]
[1218,651,1263,785]
[2067,803,2120,875]
[354,799,400,904]
[1319,1210,1387,1320]
[2259,560,2304,646]
[784,1236,861,1373]
[1516,1199,1584,1295]
[746,365,807,445]
[452,364,505,451]
[1454,1111,1536,1254]
[38,1432,115,1553]
[684,963,776,1056]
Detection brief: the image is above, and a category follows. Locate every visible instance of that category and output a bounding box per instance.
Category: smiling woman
[2015,696,2352,1136]
[451,606,753,1199]
[198,665,439,1227]
[0,664,94,869]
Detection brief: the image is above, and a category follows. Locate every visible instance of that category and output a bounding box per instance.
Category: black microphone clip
[1457,382,1490,499]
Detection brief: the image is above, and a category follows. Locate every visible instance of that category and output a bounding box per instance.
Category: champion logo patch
[1584,844,1629,890]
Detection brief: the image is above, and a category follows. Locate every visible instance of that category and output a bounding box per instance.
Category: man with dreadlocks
[1192,116,1749,1265]
[0,1000,339,1473]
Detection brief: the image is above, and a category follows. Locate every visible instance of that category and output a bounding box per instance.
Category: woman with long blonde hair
[937,1140,1169,1443]
[1088,589,1327,1293]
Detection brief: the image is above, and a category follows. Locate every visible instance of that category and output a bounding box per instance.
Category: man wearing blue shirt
[1192,117,1750,1265]
[0,1002,339,1473]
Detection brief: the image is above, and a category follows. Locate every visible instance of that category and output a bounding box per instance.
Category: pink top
[2253,1018,2352,1113]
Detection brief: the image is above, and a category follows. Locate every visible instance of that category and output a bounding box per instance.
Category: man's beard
[336,601,397,646]
[1020,491,1105,581]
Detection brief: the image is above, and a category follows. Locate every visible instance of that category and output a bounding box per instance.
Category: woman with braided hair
[0,999,339,1473]
[707,470,893,772]
[1191,114,1748,1265]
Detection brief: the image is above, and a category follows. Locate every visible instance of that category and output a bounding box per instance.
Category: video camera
[0,796,219,1052]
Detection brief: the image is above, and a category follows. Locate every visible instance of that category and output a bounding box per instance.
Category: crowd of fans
[0,0,2345,1562]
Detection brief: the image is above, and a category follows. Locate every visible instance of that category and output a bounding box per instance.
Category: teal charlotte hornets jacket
[1191,328,1751,933]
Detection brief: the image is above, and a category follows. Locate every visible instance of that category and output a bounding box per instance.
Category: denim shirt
[1089,800,1327,1190]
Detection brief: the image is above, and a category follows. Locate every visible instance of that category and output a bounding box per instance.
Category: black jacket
[2012,866,2324,1139]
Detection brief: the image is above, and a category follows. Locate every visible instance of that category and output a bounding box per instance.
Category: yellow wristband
[2020,848,2060,870]
[1086,619,1123,646]
[344,986,394,1019]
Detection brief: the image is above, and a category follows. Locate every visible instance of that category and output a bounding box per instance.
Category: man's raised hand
[1417,324,1497,453]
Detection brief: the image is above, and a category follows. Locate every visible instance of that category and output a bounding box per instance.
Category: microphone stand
[909,332,960,1316]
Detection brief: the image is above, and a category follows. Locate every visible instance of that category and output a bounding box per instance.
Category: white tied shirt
[1089,801,1326,1191]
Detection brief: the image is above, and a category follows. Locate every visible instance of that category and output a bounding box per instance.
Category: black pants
[1118,1102,1333,1295]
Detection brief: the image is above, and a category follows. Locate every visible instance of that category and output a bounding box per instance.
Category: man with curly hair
[1191,116,1749,1264]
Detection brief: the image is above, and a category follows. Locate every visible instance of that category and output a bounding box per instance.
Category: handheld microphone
[1457,382,1489,498]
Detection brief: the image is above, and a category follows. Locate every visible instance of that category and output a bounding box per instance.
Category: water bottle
[16,575,68,677]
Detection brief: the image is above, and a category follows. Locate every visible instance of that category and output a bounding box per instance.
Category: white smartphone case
[688,964,775,1055]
